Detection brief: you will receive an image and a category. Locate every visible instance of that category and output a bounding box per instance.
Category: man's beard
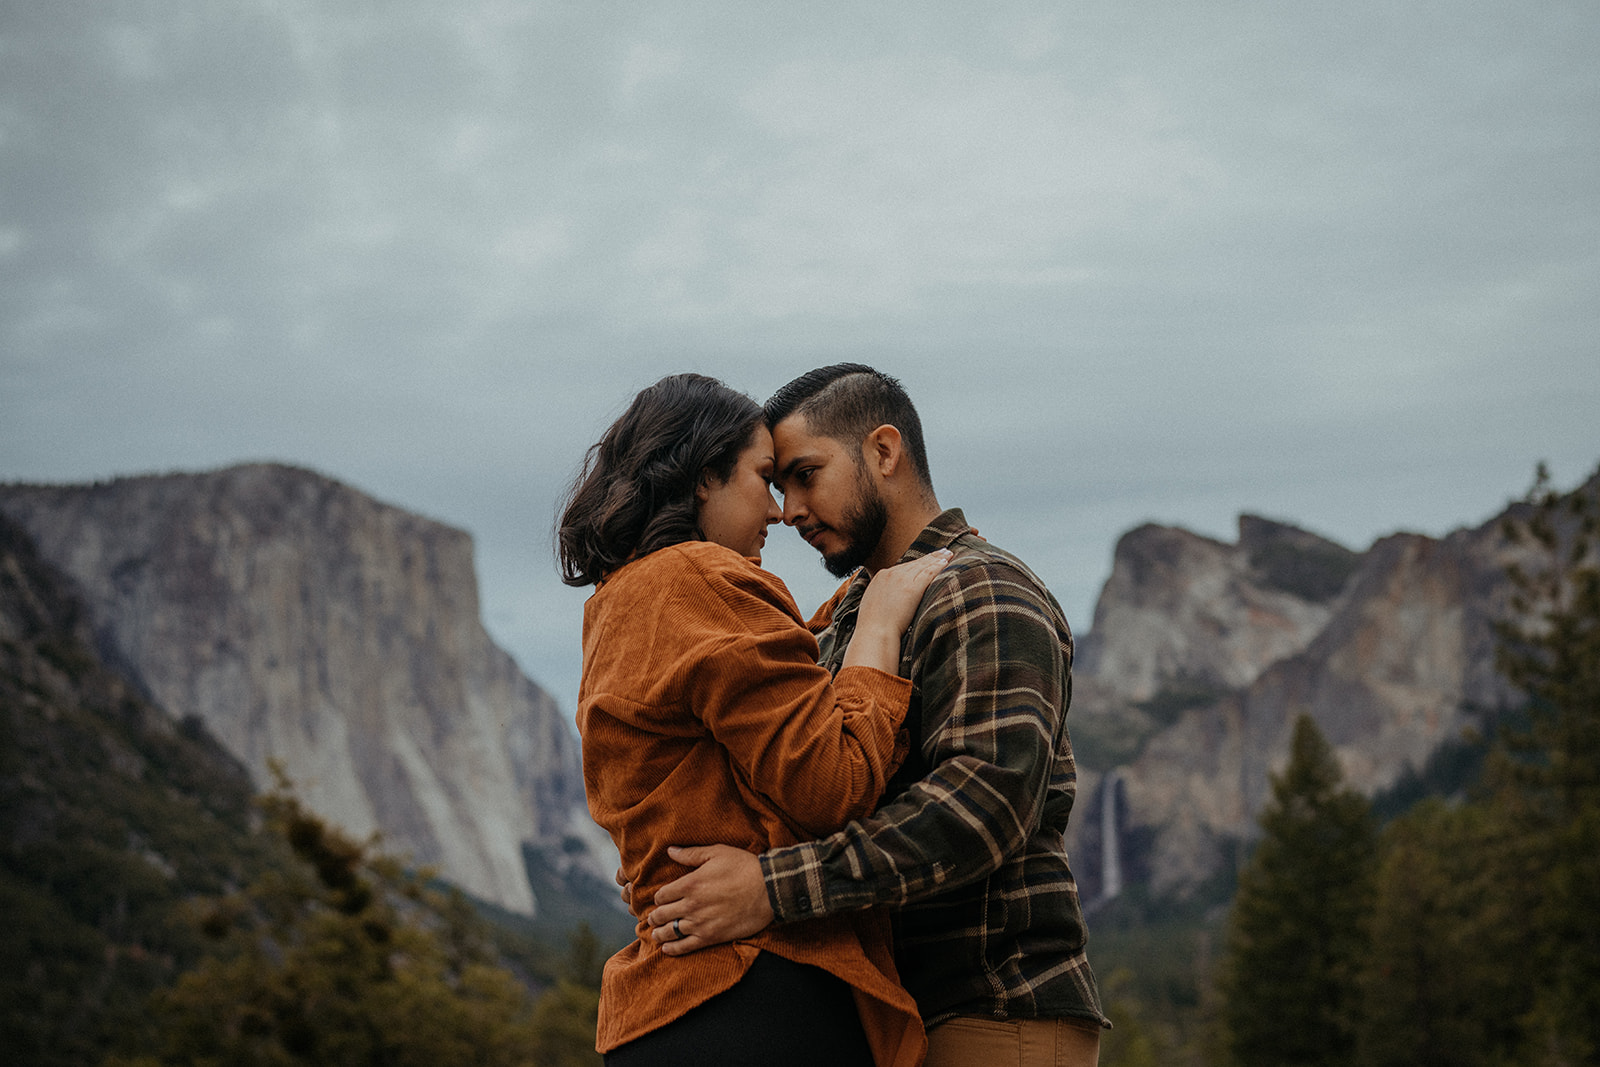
[820,471,889,579]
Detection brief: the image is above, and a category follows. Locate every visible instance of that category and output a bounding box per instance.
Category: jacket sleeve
[679,554,912,837]
[758,557,1068,919]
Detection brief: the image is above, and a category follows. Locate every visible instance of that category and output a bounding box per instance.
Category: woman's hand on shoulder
[843,549,952,673]
[858,549,952,637]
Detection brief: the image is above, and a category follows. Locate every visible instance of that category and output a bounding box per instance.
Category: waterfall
[1100,769,1123,903]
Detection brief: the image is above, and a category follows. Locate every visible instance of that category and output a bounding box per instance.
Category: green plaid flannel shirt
[759,509,1106,1028]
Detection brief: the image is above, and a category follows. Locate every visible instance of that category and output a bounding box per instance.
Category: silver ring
[673,919,684,940]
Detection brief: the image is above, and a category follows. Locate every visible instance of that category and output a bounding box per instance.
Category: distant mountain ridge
[1068,469,1598,905]
[0,463,611,916]
[8,460,1592,919]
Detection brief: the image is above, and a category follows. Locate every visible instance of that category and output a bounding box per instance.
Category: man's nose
[782,495,806,526]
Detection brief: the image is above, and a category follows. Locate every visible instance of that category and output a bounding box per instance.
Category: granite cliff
[1075,515,1358,702]
[1069,474,1596,905]
[0,464,607,915]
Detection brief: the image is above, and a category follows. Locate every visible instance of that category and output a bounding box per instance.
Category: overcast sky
[3,1,1597,713]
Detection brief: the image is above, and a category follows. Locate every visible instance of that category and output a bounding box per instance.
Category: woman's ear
[694,469,714,504]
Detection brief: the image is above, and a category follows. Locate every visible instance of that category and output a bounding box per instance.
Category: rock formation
[1075,516,1358,702]
[0,464,605,915]
[1069,479,1586,904]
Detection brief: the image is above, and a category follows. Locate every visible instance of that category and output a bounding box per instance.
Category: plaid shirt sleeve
[759,551,1070,919]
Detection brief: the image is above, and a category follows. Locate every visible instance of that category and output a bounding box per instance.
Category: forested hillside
[1096,465,1600,1066]
[0,513,604,1066]
[1,512,272,1061]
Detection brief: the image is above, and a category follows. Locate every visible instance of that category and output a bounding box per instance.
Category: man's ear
[862,425,904,477]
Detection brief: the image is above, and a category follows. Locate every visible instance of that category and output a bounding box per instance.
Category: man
[647,364,1107,1066]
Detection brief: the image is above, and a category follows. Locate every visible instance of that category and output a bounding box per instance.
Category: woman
[558,374,945,1067]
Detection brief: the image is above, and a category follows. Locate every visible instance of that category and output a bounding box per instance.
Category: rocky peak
[0,463,605,915]
[1076,516,1353,703]
[1071,472,1597,905]
[1238,514,1361,603]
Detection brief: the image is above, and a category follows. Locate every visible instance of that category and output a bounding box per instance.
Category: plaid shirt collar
[836,507,971,616]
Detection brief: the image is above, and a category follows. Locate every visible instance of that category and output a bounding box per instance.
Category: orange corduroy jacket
[577,540,926,1067]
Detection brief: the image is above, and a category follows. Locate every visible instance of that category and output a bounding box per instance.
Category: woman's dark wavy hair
[557,374,763,587]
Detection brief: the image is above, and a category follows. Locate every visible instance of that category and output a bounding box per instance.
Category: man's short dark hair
[763,364,933,491]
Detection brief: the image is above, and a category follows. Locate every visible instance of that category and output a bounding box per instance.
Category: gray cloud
[4,0,1597,712]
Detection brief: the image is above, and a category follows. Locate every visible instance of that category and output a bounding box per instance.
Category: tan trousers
[924,1015,1101,1067]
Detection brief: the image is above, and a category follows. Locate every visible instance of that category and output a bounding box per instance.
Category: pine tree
[1355,799,1525,1066]
[104,780,551,1067]
[1217,714,1377,1067]
[1351,465,1600,1067]
[1490,463,1600,1062]
[529,924,604,1067]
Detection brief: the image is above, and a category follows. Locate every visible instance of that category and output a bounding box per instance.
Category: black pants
[604,951,875,1067]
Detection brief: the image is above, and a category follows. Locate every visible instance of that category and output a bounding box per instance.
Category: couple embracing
[558,365,1106,1067]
